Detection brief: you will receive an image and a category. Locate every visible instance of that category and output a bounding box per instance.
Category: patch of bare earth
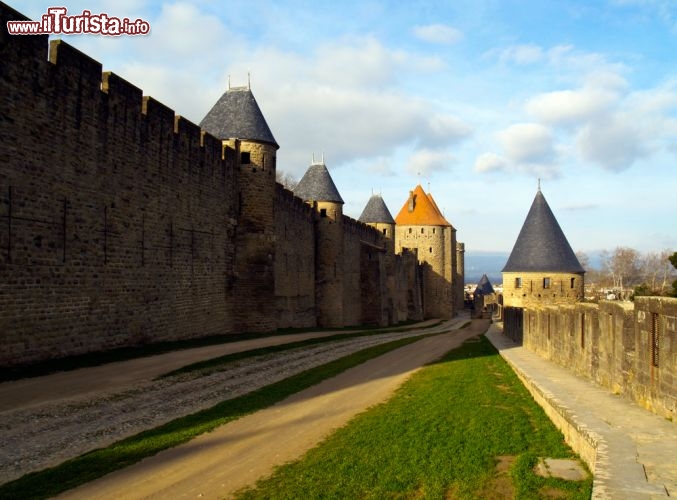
[475,455,516,499]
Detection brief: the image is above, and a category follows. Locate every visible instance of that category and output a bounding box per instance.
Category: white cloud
[473,153,508,173]
[406,149,456,176]
[412,24,463,44]
[497,123,555,164]
[526,87,619,126]
[492,44,544,65]
[576,114,647,171]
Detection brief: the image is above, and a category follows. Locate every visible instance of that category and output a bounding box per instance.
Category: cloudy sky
[20,0,677,256]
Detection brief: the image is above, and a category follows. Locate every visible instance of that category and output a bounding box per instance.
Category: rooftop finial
[538,178,541,191]
[321,152,324,164]
[247,71,251,90]
[227,75,231,90]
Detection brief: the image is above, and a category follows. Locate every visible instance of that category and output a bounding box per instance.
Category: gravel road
[0,316,470,485]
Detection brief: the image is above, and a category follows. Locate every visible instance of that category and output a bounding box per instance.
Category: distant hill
[464,251,509,285]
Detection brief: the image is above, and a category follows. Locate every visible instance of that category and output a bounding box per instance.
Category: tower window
[382,228,387,236]
[515,277,522,288]
[408,228,412,234]
[429,247,432,253]
[571,277,576,288]
[240,151,251,164]
[432,228,436,234]
[421,228,424,234]
[320,208,327,218]
[543,277,551,289]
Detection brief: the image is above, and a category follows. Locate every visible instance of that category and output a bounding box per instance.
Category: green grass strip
[0,333,435,500]
[1,320,441,382]
[235,334,593,500]
[161,321,444,378]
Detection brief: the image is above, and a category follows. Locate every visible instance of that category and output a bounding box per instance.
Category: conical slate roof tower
[294,161,344,204]
[474,274,495,296]
[359,194,395,224]
[200,85,278,146]
[502,189,584,273]
[501,188,585,308]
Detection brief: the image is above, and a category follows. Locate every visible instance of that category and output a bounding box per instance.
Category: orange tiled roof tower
[394,185,459,319]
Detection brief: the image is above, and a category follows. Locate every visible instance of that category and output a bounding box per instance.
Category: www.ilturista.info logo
[7,7,151,36]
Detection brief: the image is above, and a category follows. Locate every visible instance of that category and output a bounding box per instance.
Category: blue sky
[19,0,677,255]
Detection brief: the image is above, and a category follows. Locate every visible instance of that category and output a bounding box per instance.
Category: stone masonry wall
[0,6,237,366]
[0,2,427,368]
[502,271,584,308]
[521,297,676,420]
[274,185,316,328]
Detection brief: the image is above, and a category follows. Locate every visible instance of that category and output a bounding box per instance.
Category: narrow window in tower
[515,277,522,288]
[408,228,412,234]
[382,228,387,236]
[320,208,327,218]
[432,228,436,234]
[240,151,251,164]
[543,277,551,289]
[421,228,424,234]
[429,247,432,253]
[571,277,576,288]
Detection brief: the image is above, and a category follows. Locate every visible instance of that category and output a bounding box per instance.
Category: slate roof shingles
[502,190,585,273]
[199,87,278,147]
[293,162,344,204]
[358,194,395,224]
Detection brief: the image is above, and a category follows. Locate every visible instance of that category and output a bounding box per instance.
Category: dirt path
[59,319,489,500]
[0,320,442,413]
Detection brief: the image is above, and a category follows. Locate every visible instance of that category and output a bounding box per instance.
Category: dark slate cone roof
[199,87,278,147]
[359,194,395,224]
[474,274,495,296]
[293,162,344,204]
[502,190,585,273]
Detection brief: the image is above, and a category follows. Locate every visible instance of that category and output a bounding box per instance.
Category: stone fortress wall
[0,3,453,368]
[502,291,677,421]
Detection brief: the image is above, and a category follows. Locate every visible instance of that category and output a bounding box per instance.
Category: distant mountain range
[464,251,509,285]
[464,250,603,285]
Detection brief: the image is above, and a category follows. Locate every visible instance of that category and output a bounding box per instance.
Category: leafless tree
[276,170,298,191]
[640,249,674,294]
[602,246,641,291]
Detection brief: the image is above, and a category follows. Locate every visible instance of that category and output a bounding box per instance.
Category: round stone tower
[358,193,395,254]
[200,82,279,332]
[502,187,585,308]
[394,185,456,319]
[294,158,345,327]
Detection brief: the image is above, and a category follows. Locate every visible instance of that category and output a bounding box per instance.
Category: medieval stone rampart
[516,297,676,420]
[0,2,434,368]
[1,4,240,366]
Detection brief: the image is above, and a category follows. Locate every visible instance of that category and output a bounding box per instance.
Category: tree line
[576,248,677,298]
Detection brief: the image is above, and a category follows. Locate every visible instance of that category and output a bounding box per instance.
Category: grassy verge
[161,320,445,378]
[235,335,592,499]
[1,320,441,383]
[0,334,435,500]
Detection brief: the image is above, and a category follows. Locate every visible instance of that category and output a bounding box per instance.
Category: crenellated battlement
[0,1,430,367]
